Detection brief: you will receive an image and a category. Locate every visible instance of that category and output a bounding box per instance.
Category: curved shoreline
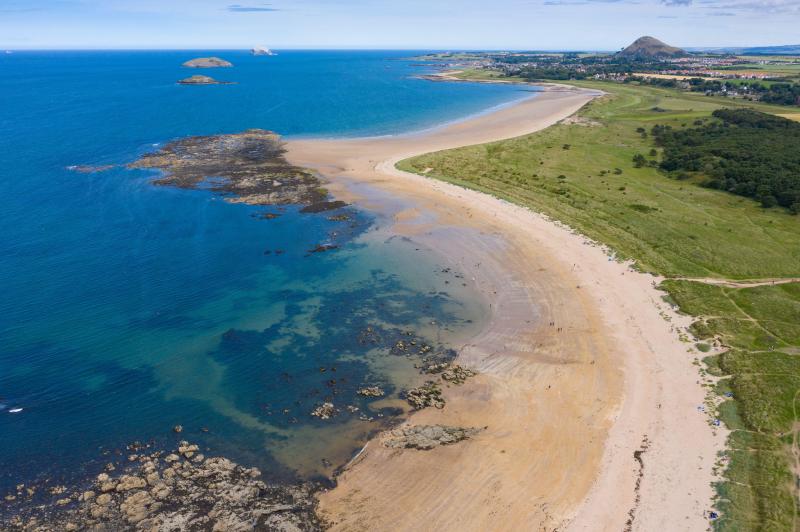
[284,89,542,143]
[285,88,724,530]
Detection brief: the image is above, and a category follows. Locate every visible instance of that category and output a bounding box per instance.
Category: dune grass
[398,80,800,530]
[666,279,800,530]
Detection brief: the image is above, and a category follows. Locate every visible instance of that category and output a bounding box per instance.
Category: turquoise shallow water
[0,50,531,491]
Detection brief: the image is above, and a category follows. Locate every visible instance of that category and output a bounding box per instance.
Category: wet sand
[285,87,725,531]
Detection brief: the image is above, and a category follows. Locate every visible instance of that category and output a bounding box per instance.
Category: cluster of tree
[517,67,590,81]
[509,56,676,81]
[651,109,800,212]
[626,76,680,88]
[686,78,800,105]
[488,53,577,65]
[631,76,800,106]
[759,83,800,106]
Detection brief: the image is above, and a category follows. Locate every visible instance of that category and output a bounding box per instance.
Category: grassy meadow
[398,80,800,530]
[442,68,523,82]
[720,60,800,82]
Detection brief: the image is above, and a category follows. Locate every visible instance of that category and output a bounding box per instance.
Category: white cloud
[700,0,800,11]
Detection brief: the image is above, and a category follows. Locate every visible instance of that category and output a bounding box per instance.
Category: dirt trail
[672,277,800,288]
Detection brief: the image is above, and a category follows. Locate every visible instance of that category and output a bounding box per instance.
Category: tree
[651,109,800,211]
[760,194,778,208]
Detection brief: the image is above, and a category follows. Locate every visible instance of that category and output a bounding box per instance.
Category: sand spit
[285,88,725,531]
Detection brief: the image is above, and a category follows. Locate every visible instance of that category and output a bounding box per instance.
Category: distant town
[411,37,800,106]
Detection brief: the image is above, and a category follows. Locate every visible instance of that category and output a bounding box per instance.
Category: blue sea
[0,50,531,492]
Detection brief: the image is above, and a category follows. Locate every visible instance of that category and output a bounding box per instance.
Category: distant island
[617,36,686,58]
[177,75,234,85]
[181,57,233,68]
[252,47,277,56]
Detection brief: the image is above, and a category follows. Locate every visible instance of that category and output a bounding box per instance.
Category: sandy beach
[286,87,725,531]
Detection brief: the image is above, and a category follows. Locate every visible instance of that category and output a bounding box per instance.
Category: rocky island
[252,47,277,56]
[177,75,234,85]
[181,57,233,68]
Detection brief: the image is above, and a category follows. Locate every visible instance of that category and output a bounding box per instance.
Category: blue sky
[1,0,798,50]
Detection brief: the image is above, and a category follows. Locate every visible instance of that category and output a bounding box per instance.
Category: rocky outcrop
[311,402,337,420]
[402,362,476,410]
[421,362,475,383]
[384,425,483,450]
[182,57,233,68]
[404,381,445,410]
[1,441,321,531]
[129,130,336,210]
[357,386,385,398]
[177,75,234,85]
[440,364,476,385]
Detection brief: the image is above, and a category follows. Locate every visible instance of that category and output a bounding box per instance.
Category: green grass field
[720,61,800,82]
[444,68,524,82]
[724,78,789,88]
[398,80,800,530]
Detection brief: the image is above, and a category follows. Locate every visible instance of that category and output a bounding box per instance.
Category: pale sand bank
[285,88,725,531]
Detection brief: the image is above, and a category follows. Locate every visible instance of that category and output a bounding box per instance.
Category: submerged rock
[182,57,233,68]
[299,200,348,214]
[66,164,115,173]
[357,386,385,398]
[307,243,338,254]
[310,402,337,420]
[384,425,483,450]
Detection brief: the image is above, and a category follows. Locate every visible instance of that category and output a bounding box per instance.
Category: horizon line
[2,46,615,52]
[3,44,798,53]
